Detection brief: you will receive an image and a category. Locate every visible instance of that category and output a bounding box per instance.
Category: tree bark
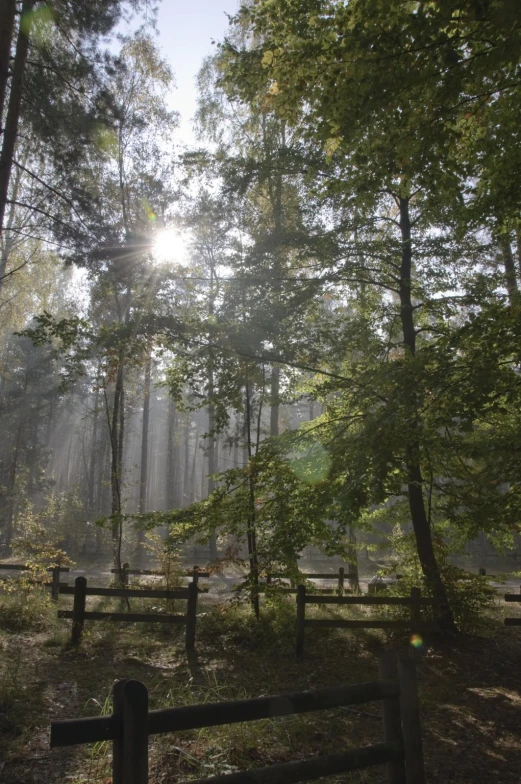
[138,355,151,515]
[136,354,151,555]
[0,0,33,239]
[207,399,218,559]
[87,387,100,518]
[398,195,455,630]
[245,378,260,619]
[0,0,16,129]
[183,413,190,505]
[270,365,280,437]
[165,396,177,509]
[516,229,521,283]
[499,234,519,305]
[0,147,22,295]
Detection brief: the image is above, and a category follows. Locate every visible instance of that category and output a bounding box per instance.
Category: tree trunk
[87,387,100,518]
[0,153,22,294]
[189,423,199,504]
[398,195,455,630]
[183,413,190,505]
[106,358,125,572]
[0,0,17,128]
[3,405,24,552]
[207,400,218,559]
[347,525,360,593]
[516,229,521,283]
[137,355,151,554]
[270,365,280,437]
[499,234,519,305]
[245,378,260,619]
[165,396,177,509]
[0,0,33,239]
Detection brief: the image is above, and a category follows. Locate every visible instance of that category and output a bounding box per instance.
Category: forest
[1,1,521,782]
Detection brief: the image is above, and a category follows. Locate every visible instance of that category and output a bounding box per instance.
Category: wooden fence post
[112,678,127,784]
[192,565,199,591]
[397,650,425,784]
[71,576,86,645]
[123,680,148,784]
[410,587,421,644]
[338,567,345,596]
[296,585,306,656]
[379,650,407,784]
[185,580,197,651]
[51,565,60,601]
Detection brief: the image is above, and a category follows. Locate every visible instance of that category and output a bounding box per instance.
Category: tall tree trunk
[105,358,125,572]
[0,153,22,294]
[136,355,152,555]
[265,118,285,437]
[499,234,519,305]
[3,405,24,552]
[0,0,17,127]
[270,365,280,437]
[165,396,177,509]
[183,413,190,505]
[516,229,521,283]
[87,387,100,518]
[189,424,199,504]
[207,399,218,559]
[398,195,455,630]
[245,378,260,619]
[347,525,360,593]
[0,0,33,240]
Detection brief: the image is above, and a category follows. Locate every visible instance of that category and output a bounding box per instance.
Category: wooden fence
[57,576,198,649]
[0,563,69,600]
[261,566,358,596]
[50,649,425,784]
[504,590,521,625]
[296,586,437,655]
[111,564,210,592]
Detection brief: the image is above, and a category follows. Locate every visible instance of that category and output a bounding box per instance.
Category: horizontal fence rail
[296,586,437,655]
[50,650,425,784]
[110,564,210,592]
[0,563,69,599]
[260,566,358,596]
[57,576,198,648]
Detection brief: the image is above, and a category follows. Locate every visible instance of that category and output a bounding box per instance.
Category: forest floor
[1,582,521,784]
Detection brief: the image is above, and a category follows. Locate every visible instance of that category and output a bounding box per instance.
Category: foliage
[383,525,495,635]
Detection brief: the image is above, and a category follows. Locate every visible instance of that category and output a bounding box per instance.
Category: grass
[1,583,521,783]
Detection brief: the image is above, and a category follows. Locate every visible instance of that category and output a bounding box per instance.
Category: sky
[154,0,240,144]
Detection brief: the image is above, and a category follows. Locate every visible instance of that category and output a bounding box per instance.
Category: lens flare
[410,633,423,649]
[289,442,331,485]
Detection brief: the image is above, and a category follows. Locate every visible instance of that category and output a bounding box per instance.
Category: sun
[153,228,188,264]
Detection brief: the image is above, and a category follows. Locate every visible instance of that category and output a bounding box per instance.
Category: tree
[208,0,521,627]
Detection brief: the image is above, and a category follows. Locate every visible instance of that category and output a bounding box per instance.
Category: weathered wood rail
[50,649,425,783]
[296,586,437,655]
[260,566,358,596]
[0,563,69,600]
[504,590,521,625]
[58,576,198,648]
[111,563,210,592]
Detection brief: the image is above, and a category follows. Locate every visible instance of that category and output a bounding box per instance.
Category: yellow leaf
[262,50,274,67]
[325,136,343,157]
